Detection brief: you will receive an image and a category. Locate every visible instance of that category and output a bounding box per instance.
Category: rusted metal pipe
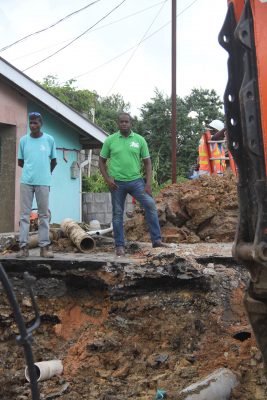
[28,233,54,249]
[61,219,95,253]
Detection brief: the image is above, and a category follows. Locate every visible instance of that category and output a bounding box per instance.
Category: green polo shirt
[100,131,150,181]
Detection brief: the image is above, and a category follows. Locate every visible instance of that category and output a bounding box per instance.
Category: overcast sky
[0,0,229,116]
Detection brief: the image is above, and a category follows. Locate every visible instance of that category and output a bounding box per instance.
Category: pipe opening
[262,247,267,258]
[258,243,267,261]
[80,237,95,251]
[35,365,41,380]
[25,365,41,382]
[233,331,251,342]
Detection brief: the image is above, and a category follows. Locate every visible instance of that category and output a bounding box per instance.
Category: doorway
[0,124,16,233]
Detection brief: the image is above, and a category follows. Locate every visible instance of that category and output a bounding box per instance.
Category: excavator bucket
[219,0,267,371]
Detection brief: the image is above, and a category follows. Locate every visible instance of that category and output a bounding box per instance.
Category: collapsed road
[0,244,267,399]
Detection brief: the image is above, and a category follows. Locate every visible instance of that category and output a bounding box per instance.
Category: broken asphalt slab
[0,243,241,299]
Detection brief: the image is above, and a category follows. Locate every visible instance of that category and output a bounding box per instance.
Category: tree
[138,88,224,183]
[184,88,223,125]
[95,93,130,133]
[138,90,172,183]
[40,75,96,116]
[39,76,130,132]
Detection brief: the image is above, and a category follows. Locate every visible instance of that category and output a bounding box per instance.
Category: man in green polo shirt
[99,112,165,256]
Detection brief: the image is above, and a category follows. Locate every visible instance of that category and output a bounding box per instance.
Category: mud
[0,248,266,400]
[125,174,238,244]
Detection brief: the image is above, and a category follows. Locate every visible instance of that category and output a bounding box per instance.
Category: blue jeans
[19,184,50,248]
[111,178,161,247]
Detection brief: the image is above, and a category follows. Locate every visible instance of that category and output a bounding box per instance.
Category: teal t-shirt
[100,131,150,181]
[18,133,57,186]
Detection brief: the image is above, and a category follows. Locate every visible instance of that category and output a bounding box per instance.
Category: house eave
[0,57,107,147]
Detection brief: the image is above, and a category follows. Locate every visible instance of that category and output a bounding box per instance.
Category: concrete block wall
[82,192,134,225]
[80,149,100,176]
[90,152,100,175]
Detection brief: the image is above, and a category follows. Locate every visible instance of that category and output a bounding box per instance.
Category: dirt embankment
[126,174,238,244]
[0,251,266,399]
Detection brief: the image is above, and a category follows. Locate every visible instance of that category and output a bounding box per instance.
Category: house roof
[0,57,107,148]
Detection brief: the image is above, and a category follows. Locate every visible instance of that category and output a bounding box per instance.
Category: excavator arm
[219,0,267,370]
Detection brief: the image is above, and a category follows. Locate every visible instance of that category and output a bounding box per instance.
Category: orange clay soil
[125,174,238,244]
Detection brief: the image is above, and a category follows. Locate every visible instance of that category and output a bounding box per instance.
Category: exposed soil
[125,174,238,244]
[0,247,266,400]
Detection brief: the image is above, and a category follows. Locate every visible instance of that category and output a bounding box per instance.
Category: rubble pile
[126,174,238,244]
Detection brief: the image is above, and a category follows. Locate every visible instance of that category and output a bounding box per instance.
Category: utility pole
[171,0,177,183]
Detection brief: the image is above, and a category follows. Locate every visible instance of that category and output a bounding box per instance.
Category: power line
[11,1,165,63]
[107,0,169,95]
[65,0,199,83]
[23,0,127,72]
[0,0,101,53]
[11,40,70,62]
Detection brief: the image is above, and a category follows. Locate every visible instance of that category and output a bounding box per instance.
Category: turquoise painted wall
[28,102,82,223]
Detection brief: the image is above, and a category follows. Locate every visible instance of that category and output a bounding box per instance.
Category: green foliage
[40,75,96,116]
[39,76,129,132]
[95,93,130,133]
[139,90,172,184]
[184,88,223,125]
[82,173,109,193]
[138,88,224,183]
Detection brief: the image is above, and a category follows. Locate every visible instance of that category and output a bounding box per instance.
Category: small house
[0,57,107,233]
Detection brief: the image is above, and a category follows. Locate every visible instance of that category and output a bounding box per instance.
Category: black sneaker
[116,246,125,256]
[152,241,169,248]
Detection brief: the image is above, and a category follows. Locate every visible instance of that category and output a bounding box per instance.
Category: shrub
[82,173,109,193]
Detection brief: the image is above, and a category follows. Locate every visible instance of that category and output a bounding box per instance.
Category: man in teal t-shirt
[17,112,57,258]
[99,112,166,256]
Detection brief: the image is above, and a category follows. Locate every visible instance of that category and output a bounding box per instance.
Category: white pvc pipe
[86,224,113,236]
[25,360,63,382]
[80,158,90,223]
[180,368,238,400]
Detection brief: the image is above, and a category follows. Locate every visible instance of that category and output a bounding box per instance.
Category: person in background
[99,112,166,256]
[198,119,226,176]
[17,112,57,258]
[188,160,200,179]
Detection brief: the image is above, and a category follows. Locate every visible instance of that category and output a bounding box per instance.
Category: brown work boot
[40,246,54,258]
[16,246,29,258]
[116,246,125,256]
[152,240,169,248]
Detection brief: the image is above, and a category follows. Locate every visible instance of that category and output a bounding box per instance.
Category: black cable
[66,0,199,83]
[0,0,101,53]
[0,264,40,400]
[107,0,168,95]
[11,0,165,63]
[23,0,127,72]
